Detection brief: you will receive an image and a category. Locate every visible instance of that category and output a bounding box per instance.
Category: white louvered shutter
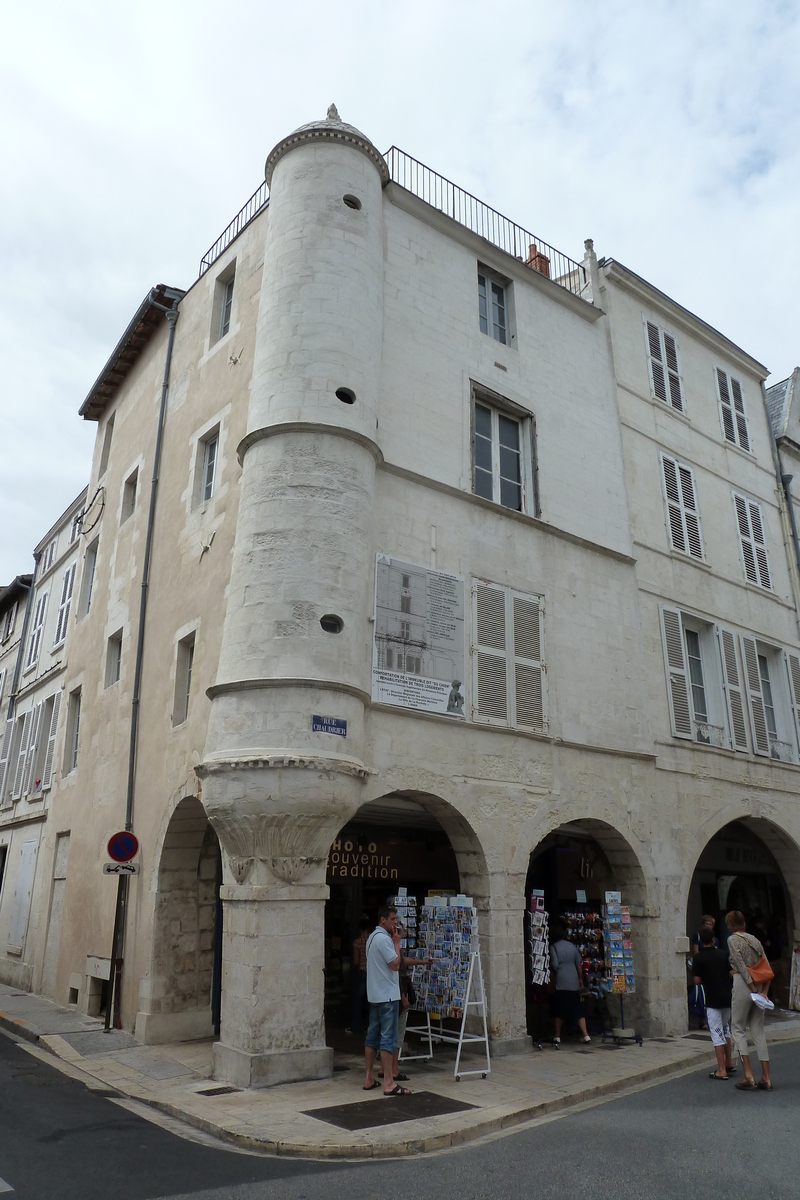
[41,691,62,791]
[473,583,508,723]
[733,493,770,589]
[647,321,668,403]
[26,593,47,667]
[661,455,703,559]
[660,606,692,738]
[0,667,5,706]
[647,322,682,411]
[739,635,770,756]
[21,702,43,796]
[54,564,76,646]
[717,628,749,751]
[784,652,800,757]
[12,711,32,799]
[512,593,546,730]
[0,718,13,803]
[717,368,750,452]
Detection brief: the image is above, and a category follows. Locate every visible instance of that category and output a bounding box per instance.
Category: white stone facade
[9,109,799,1086]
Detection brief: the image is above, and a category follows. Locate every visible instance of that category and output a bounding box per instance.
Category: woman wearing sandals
[726,910,773,1092]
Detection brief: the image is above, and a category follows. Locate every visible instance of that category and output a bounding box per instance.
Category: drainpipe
[7,561,38,722]
[106,291,181,1031]
[762,381,800,638]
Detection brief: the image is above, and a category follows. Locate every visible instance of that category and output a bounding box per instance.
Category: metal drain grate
[198,1086,240,1096]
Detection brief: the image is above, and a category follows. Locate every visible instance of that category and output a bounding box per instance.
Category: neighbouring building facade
[0,491,85,991]
[4,108,799,1087]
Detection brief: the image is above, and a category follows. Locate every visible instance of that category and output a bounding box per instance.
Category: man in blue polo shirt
[362,906,410,1096]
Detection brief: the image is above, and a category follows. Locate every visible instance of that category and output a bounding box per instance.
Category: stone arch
[524,815,659,1035]
[134,795,221,1045]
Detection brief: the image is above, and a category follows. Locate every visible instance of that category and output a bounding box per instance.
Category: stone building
[11,108,799,1087]
[0,490,86,990]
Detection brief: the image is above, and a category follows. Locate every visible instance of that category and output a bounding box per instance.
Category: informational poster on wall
[372,554,466,717]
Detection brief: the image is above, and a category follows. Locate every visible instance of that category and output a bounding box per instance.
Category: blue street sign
[312,715,347,737]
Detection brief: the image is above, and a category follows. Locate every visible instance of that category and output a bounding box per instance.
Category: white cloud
[1,0,798,580]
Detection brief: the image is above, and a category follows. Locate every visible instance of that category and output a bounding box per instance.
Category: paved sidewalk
[2,983,799,1159]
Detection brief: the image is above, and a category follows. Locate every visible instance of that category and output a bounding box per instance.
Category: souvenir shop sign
[372,554,466,717]
[328,837,399,881]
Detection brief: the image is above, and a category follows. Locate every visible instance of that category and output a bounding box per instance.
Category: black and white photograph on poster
[372,554,465,717]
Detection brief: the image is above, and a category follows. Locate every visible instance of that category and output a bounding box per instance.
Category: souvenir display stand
[408,895,491,1079]
[601,896,643,1046]
[526,892,553,1050]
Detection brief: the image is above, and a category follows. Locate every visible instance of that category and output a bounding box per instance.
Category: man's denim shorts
[365,1000,399,1052]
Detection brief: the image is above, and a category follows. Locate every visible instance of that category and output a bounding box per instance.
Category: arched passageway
[687,819,799,1008]
[525,818,651,1040]
[324,791,489,1043]
[135,796,222,1045]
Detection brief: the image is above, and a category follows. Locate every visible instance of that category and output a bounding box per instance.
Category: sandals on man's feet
[384,1085,411,1096]
[735,1078,758,1090]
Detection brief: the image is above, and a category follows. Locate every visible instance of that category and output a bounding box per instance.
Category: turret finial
[326,103,341,122]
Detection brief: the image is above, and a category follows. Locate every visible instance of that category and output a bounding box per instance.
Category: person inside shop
[726,909,773,1091]
[346,917,371,1036]
[362,906,411,1097]
[549,920,591,1045]
[692,926,735,1080]
[691,914,719,958]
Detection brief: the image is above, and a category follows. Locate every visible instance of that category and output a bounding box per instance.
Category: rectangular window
[2,601,17,643]
[660,453,703,559]
[478,269,508,344]
[201,435,218,503]
[660,607,731,746]
[211,262,236,345]
[172,633,196,726]
[733,492,771,589]
[645,321,683,411]
[220,278,234,339]
[99,413,115,476]
[25,592,48,669]
[53,563,76,647]
[106,630,123,687]
[474,401,527,512]
[41,538,57,574]
[79,538,99,617]
[471,581,546,731]
[68,511,82,545]
[64,689,81,773]
[716,368,750,452]
[121,469,138,524]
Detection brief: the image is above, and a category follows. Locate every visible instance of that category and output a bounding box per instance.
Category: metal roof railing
[383,146,588,298]
[199,181,269,275]
[198,148,588,301]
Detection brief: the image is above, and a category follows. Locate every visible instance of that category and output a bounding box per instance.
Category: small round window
[320,614,344,634]
[343,194,362,210]
[335,388,356,405]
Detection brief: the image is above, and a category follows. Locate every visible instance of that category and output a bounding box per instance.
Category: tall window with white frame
[173,632,196,725]
[25,593,48,669]
[478,270,508,344]
[684,629,709,742]
[105,630,122,687]
[474,402,524,511]
[220,278,234,339]
[121,469,138,524]
[201,434,218,503]
[758,653,779,751]
[65,689,81,773]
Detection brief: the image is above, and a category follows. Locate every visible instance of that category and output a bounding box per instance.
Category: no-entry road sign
[107,831,139,863]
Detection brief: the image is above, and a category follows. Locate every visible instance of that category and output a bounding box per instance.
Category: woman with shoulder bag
[726,910,773,1091]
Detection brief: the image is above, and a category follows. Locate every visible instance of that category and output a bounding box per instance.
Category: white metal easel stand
[399,1010,434,1062]
[410,951,491,1080]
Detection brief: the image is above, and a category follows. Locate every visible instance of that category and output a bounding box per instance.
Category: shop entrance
[324,795,460,1038]
[688,820,794,1006]
[525,820,647,1040]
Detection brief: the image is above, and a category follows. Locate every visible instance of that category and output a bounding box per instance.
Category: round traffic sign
[107,831,139,863]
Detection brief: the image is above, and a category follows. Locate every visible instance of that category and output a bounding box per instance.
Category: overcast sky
[1,0,798,583]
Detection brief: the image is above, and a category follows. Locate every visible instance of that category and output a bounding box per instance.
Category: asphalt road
[0,1030,798,1200]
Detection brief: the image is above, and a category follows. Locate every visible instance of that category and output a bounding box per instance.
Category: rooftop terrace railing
[384,146,588,299]
[199,181,269,275]
[198,147,589,301]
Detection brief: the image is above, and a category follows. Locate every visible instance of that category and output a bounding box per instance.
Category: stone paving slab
[3,983,799,1159]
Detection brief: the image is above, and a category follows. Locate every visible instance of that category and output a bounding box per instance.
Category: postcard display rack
[602,896,642,1046]
[407,894,491,1080]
